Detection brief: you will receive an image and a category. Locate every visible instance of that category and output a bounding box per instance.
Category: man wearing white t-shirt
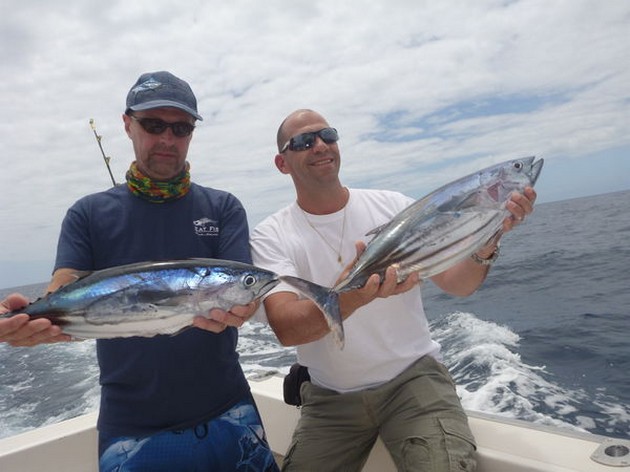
[251,109,537,471]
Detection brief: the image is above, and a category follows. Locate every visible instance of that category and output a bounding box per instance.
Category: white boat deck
[0,375,628,471]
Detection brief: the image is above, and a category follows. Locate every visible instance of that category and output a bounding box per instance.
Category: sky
[1,0,629,288]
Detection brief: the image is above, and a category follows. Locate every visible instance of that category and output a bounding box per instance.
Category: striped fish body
[2,259,280,339]
[334,156,544,292]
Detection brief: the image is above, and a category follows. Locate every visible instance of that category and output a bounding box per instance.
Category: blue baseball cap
[125,71,203,121]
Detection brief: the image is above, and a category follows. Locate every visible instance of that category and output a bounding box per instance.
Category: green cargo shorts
[282,355,476,472]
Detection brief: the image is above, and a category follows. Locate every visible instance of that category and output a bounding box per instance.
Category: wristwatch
[471,243,501,266]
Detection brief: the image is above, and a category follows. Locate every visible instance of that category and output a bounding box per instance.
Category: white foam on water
[432,311,591,434]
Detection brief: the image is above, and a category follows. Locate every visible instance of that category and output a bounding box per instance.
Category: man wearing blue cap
[0,71,279,471]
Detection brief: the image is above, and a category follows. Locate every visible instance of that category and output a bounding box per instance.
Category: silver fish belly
[3,259,280,339]
[280,156,544,349]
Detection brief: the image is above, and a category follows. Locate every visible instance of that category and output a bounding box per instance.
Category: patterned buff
[126,161,191,203]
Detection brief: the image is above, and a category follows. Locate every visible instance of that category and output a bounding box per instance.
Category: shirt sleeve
[54,199,94,272]
[250,213,305,324]
[216,193,252,265]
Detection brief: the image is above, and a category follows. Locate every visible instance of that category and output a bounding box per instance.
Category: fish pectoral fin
[438,191,485,212]
[135,290,183,306]
[365,224,386,237]
[83,301,160,324]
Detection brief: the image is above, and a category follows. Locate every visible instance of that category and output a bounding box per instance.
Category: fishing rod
[89,118,117,187]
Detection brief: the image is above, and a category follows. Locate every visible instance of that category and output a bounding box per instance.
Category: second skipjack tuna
[281,156,544,348]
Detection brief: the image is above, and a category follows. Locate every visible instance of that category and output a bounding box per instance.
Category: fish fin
[279,275,345,349]
[438,189,493,212]
[365,224,386,237]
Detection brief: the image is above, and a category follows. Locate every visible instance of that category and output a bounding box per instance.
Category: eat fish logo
[193,218,219,237]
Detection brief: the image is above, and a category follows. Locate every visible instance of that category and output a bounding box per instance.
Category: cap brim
[128,100,203,121]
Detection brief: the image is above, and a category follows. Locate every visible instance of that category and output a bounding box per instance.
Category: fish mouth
[529,157,544,185]
[516,156,544,186]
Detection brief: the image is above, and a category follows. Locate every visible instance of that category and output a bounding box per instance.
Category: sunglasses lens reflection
[136,118,195,137]
[289,128,338,151]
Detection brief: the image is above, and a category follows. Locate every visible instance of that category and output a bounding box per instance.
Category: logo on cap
[130,77,163,96]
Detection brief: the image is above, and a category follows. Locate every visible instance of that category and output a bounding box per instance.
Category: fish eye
[243,274,257,287]
[514,161,524,170]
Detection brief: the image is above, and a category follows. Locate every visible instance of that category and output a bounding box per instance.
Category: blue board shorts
[99,396,279,471]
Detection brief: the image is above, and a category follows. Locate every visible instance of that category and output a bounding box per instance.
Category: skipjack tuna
[281,156,544,348]
[2,259,281,339]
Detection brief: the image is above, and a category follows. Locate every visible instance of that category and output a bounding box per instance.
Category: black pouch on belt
[283,363,311,406]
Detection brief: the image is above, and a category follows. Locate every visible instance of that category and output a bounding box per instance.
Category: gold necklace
[300,206,347,266]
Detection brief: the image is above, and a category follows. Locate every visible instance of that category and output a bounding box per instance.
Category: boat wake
[431,311,630,438]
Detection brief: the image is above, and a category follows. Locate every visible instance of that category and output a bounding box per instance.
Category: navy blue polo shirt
[54,182,252,436]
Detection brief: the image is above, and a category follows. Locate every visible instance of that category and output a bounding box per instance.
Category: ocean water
[1,190,628,441]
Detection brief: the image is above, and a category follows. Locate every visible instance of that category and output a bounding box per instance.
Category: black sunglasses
[281,127,339,153]
[130,116,195,138]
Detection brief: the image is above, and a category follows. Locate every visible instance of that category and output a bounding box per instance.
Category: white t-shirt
[251,188,441,393]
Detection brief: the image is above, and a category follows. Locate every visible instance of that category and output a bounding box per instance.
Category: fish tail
[279,275,344,348]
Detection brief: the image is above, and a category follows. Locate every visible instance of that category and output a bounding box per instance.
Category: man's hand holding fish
[0,294,70,347]
[504,186,537,228]
[193,300,260,332]
[336,241,421,318]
